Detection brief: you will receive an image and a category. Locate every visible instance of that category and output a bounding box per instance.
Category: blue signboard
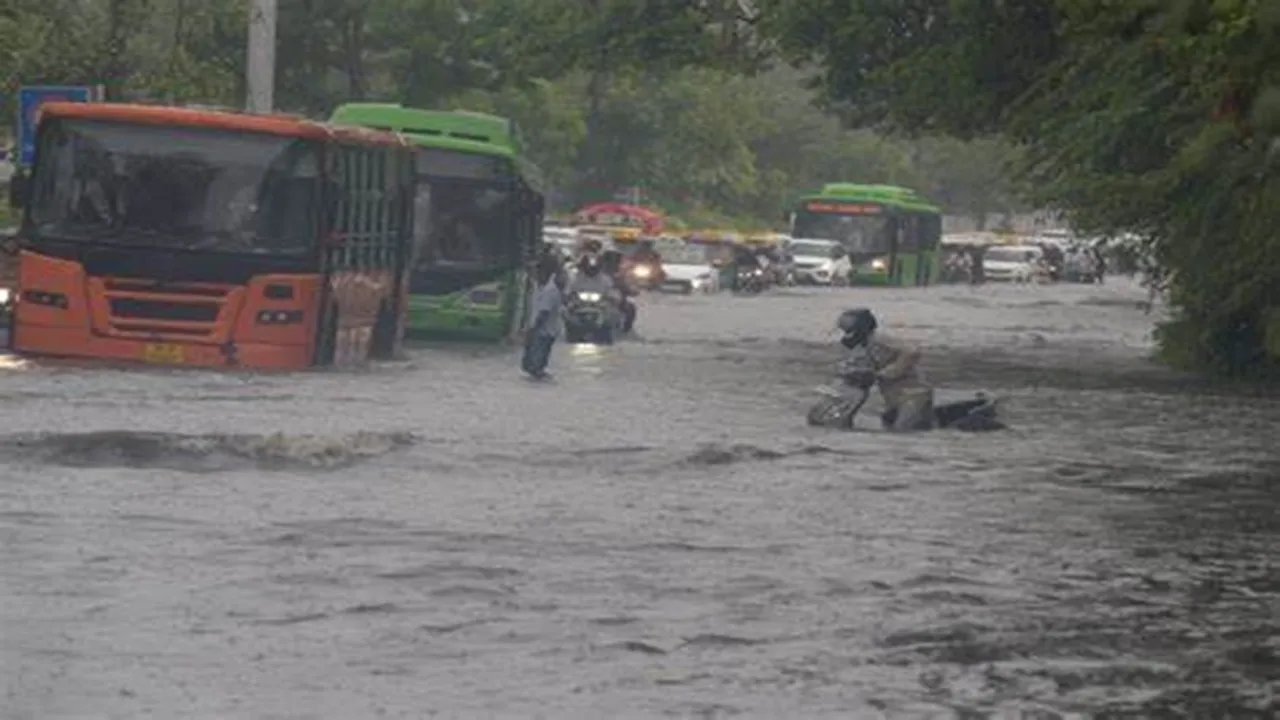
[17,85,94,168]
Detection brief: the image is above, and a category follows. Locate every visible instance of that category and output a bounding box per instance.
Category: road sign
[16,85,95,168]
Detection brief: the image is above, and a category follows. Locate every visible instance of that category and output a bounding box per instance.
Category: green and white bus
[329,103,545,341]
[789,184,942,286]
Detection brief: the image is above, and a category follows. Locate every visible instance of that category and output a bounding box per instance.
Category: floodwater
[2,278,1278,719]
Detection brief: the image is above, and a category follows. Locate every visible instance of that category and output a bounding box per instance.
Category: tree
[764,0,1280,376]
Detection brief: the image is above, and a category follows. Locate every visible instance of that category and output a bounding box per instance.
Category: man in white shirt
[521,256,566,379]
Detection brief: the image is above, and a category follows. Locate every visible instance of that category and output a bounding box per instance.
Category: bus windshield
[792,210,892,254]
[27,119,320,255]
[419,181,516,267]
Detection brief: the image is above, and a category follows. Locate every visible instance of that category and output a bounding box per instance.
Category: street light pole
[245,0,277,113]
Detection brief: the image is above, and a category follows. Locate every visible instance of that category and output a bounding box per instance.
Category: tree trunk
[343,6,367,100]
[571,0,610,208]
[102,0,139,101]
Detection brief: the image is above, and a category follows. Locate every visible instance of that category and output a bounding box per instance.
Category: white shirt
[528,278,564,338]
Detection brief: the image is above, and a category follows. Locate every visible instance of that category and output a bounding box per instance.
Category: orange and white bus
[5,102,418,369]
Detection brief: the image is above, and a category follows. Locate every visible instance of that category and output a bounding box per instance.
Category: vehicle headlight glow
[870,258,887,271]
[577,292,601,302]
[632,265,652,279]
[0,288,10,305]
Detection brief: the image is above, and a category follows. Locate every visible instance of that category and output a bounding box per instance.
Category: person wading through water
[521,255,566,380]
[837,308,935,431]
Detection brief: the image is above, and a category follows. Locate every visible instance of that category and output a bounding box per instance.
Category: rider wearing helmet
[837,308,934,431]
[569,252,616,296]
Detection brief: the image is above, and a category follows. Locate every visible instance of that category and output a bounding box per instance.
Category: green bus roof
[329,103,518,158]
[329,103,544,191]
[797,183,941,213]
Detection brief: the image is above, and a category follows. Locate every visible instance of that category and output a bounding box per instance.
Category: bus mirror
[8,174,28,209]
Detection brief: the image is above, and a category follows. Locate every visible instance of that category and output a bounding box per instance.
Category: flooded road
[2,279,1278,719]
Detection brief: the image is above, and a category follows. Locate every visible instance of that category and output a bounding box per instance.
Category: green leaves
[764,0,1280,374]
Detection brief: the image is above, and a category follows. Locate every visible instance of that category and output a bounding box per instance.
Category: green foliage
[0,0,1021,254]
[456,66,1023,225]
[765,0,1280,376]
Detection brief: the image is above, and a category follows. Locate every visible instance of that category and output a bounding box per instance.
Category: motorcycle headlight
[577,292,601,302]
[0,288,10,305]
[632,265,652,279]
[870,258,887,271]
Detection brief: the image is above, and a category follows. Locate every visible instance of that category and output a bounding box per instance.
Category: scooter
[807,358,1005,431]
[563,291,619,344]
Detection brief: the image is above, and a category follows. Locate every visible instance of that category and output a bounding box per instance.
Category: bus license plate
[142,343,184,364]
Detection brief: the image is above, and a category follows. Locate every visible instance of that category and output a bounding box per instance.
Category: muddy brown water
[2,279,1277,718]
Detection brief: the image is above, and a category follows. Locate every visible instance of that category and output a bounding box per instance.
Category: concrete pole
[245,0,277,113]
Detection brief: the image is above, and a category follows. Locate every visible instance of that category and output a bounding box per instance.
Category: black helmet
[837,308,877,348]
[578,254,601,276]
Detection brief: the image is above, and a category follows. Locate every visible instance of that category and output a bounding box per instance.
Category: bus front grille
[96,279,235,339]
[109,297,221,323]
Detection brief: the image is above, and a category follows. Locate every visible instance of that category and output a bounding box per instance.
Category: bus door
[408,178,433,289]
[883,215,902,285]
[897,214,922,286]
[507,184,543,340]
[920,213,941,286]
[320,144,406,363]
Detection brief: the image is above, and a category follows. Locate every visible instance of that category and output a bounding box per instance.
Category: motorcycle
[563,290,619,344]
[626,259,665,291]
[807,356,1006,431]
[735,266,768,294]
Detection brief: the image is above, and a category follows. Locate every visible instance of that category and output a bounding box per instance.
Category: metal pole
[245,0,277,113]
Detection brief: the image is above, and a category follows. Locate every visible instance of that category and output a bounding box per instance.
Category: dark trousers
[521,333,555,376]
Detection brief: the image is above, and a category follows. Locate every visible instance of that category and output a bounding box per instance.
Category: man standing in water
[521,256,565,380]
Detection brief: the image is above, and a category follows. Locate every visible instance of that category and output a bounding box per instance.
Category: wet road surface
[2,279,1278,718]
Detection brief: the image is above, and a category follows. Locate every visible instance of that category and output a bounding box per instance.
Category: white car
[657,241,719,294]
[983,245,1044,282]
[787,238,844,285]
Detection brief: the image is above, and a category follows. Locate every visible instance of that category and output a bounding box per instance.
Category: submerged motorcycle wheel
[806,397,855,428]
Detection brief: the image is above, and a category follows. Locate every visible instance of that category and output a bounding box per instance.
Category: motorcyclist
[569,253,622,330]
[602,249,637,332]
[730,243,762,291]
[631,238,662,266]
[625,238,665,287]
[569,252,617,298]
[836,308,934,432]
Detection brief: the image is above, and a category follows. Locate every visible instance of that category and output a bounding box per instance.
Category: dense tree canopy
[0,0,1023,230]
[766,0,1280,375]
